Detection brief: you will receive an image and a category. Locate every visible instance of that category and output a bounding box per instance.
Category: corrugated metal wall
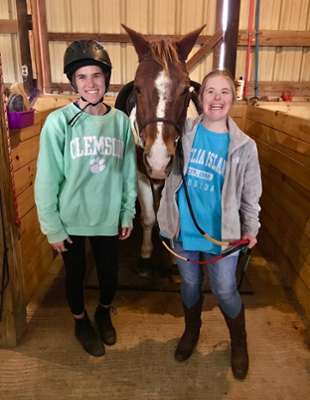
[1,0,310,90]
[45,0,216,89]
[0,0,21,83]
[238,0,310,83]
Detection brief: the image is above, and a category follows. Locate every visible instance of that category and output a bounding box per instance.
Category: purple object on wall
[8,108,35,129]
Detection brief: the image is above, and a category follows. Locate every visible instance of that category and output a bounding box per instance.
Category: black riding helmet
[64,40,112,92]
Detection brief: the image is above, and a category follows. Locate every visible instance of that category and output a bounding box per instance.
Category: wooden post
[16,0,36,94]
[213,0,241,77]
[0,57,27,347]
[29,0,43,92]
[32,0,52,93]
[306,322,310,348]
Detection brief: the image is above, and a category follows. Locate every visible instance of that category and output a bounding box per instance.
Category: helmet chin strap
[68,96,104,127]
[80,96,104,105]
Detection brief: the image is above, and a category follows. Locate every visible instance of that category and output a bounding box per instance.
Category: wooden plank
[186,28,223,71]
[53,81,310,98]
[14,159,37,196]
[19,206,44,250]
[233,119,244,130]
[246,119,310,168]
[16,185,35,219]
[252,137,310,192]
[258,225,310,316]
[230,103,246,118]
[260,159,310,240]
[22,236,54,290]
[0,55,27,346]
[246,106,310,142]
[245,81,310,98]
[47,32,213,45]
[35,95,78,110]
[238,29,310,47]
[260,192,310,272]
[49,82,124,93]
[47,30,310,48]
[23,241,55,304]
[11,135,40,171]
[0,19,19,34]
[9,119,41,148]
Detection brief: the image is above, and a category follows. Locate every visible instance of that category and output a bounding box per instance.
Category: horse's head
[122,24,205,179]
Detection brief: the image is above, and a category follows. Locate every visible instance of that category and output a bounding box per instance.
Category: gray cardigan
[157,115,262,249]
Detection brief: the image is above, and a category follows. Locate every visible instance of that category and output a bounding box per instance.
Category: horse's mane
[149,39,180,70]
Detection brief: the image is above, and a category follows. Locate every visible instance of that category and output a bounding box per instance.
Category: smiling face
[199,72,236,132]
[74,65,106,105]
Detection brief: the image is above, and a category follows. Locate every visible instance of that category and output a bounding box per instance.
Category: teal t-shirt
[177,122,230,254]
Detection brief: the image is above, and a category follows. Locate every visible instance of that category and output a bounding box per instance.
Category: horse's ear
[122,24,151,62]
[177,25,206,61]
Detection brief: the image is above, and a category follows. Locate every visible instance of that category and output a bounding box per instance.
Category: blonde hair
[199,69,237,102]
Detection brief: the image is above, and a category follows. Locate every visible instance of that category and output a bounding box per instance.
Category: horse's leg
[137,171,156,277]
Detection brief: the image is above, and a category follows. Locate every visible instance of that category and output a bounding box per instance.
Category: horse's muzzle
[143,153,174,179]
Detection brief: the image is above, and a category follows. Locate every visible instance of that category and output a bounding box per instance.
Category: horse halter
[134,87,193,142]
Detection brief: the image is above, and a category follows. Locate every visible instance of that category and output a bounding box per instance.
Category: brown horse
[116,25,204,276]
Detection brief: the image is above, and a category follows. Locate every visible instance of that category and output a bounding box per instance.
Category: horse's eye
[135,86,141,94]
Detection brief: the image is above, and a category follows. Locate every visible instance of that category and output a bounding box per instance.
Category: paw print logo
[90,157,106,174]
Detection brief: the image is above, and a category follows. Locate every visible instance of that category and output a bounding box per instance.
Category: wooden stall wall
[230,102,247,130]
[9,109,56,304]
[245,106,310,316]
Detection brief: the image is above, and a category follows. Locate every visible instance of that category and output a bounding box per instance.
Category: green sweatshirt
[35,103,137,244]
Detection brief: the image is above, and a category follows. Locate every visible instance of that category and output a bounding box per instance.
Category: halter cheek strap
[68,96,104,127]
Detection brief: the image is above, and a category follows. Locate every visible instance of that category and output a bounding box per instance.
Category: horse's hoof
[169,264,181,284]
[137,257,154,278]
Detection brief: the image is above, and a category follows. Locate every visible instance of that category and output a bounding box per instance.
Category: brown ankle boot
[221,304,249,379]
[94,305,117,346]
[175,296,204,362]
[74,311,105,356]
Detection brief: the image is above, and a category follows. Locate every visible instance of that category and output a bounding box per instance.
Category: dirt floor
[0,244,310,400]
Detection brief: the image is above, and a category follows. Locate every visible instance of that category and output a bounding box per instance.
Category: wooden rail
[245,106,310,317]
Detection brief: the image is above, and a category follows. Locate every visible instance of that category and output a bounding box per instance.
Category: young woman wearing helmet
[35,40,138,356]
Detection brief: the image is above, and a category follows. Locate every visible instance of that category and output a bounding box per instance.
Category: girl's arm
[239,142,262,240]
[34,113,69,244]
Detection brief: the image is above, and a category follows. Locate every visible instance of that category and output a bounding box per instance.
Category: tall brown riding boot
[220,304,249,379]
[175,296,204,362]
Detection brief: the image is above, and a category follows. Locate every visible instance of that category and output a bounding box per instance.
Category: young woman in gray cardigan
[157,70,262,379]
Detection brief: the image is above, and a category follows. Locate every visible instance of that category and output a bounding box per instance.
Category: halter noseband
[139,118,181,133]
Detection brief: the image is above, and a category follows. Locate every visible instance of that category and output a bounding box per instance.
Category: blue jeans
[173,241,242,319]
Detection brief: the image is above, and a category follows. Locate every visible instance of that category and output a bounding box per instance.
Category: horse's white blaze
[147,71,172,173]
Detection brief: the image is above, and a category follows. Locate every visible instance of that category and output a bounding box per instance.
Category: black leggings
[61,235,119,315]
